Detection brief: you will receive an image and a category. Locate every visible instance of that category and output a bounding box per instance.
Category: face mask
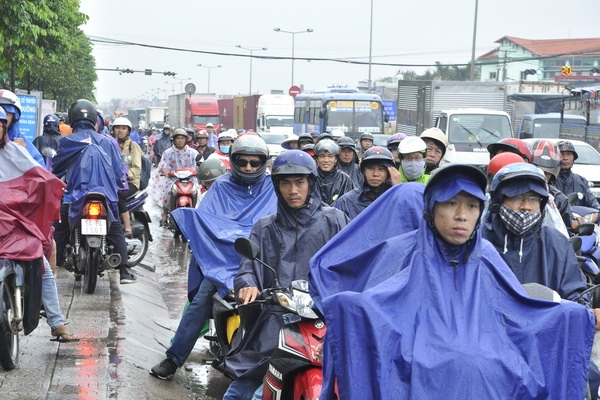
[220,145,230,154]
[499,204,542,236]
[401,159,426,181]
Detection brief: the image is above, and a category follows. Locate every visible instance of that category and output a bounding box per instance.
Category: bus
[293,88,387,140]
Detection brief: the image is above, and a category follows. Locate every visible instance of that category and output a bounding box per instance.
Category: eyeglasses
[234,158,262,168]
[506,194,542,205]
[402,155,424,162]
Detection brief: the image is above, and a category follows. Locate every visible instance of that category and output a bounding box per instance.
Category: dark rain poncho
[338,160,363,188]
[332,181,392,220]
[309,183,594,400]
[224,186,348,380]
[316,168,356,205]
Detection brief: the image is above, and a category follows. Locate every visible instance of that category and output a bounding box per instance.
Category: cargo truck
[168,94,221,132]
[256,94,294,134]
[145,106,168,130]
[126,108,146,129]
[396,80,512,167]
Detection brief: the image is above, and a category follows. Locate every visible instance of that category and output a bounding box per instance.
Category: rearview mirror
[234,237,260,260]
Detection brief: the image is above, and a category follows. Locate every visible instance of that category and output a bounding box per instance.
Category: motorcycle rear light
[85,202,104,219]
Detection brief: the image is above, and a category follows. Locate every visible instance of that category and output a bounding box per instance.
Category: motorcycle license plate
[81,219,107,235]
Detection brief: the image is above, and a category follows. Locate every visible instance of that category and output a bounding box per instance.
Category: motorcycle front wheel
[0,280,18,370]
[84,247,99,294]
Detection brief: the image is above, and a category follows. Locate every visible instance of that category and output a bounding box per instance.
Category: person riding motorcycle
[420,127,448,174]
[112,117,143,237]
[556,140,600,210]
[152,124,172,165]
[52,99,136,284]
[336,136,363,187]
[196,157,227,197]
[194,130,215,164]
[207,129,237,171]
[223,150,349,399]
[314,140,356,205]
[398,136,430,184]
[386,132,406,164]
[33,114,63,170]
[358,132,374,159]
[333,146,397,220]
[150,134,277,382]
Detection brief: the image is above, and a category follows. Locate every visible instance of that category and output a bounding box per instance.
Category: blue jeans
[42,257,65,330]
[222,377,263,400]
[166,278,216,366]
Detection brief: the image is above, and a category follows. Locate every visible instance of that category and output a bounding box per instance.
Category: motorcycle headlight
[275,292,295,312]
[290,289,318,319]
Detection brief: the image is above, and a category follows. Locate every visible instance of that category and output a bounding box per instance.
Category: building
[479,36,600,89]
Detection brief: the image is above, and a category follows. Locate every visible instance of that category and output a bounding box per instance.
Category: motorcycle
[40,147,57,171]
[167,167,198,238]
[570,202,600,307]
[230,237,328,400]
[124,189,152,267]
[63,192,122,293]
[0,258,43,370]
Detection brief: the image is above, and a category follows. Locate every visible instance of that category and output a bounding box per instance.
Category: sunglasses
[235,158,262,168]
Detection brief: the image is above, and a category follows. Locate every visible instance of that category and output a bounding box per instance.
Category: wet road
[0,189,230,399]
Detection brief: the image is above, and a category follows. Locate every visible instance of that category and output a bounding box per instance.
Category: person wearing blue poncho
[150,133,278,381]
[309,163,595,400]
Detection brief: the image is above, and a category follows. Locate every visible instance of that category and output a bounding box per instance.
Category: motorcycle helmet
[68,99,97,125]
[271,150,318,205]
[557,140,579,160]
[398,136,427,156]
[0,89,22,121]
[337,136,356,151]
[330,129,345,141]
[419,127,448,157]
[43,114,60,128]
[171,128,188,140]
[55,112,65,122]
[300,143,315,157]
[359,132,374,143]
[112,117,133,133]
[360,146,395,173]
[487,138,533,163]
[313,139,340,156]
[531,139,562,180]
[195,130,209,139]
[318,132,334,142]
[489,162,549,213]
[386,133,406,150]
[487,152,524,183]
[218,130,236,143]
[230,134,269,183]
[297,133,313,148]
[197,158,227,186]
[163,124,171,131]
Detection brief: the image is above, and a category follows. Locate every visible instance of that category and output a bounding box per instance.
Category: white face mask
[401,160,426,180]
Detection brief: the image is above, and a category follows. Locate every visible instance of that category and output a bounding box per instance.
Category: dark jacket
[332,182,392,220]
[338,160,363,188]
[153,135,172,158]
[316,168,356,205]
[196,145,215,163]
[482,212,587,303]
[225,186,349,380]
[556,169,600,210]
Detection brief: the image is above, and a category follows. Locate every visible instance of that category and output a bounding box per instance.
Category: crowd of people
[5,91,600,399]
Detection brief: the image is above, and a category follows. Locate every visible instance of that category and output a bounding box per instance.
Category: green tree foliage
[0,0,95,106]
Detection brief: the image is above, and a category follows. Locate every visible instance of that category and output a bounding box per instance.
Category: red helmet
[487,152,524,177]
[487,138,533,163]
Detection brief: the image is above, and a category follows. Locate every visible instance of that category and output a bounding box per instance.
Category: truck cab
[517,113,586,139]
[436,108,513,167]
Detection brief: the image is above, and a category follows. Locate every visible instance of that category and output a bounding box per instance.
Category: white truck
[145,106,168,130]
[396,80,512,167]
[256,94,295,134]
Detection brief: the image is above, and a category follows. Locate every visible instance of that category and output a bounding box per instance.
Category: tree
[0,0,90,95]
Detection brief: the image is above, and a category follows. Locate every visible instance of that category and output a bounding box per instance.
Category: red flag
[0,143,65,260]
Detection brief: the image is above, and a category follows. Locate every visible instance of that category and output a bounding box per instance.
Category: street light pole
[469,0,479,81]
[197,64,222,93]
[368,0,374,92]
[273,28,314,87]
[236,45,267,94]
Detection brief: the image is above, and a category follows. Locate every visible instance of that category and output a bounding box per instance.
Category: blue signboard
[17,94,38,142]
[383,100,397,122]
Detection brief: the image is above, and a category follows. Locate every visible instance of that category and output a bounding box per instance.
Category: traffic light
[119,68,134,74]
[523,69,537,76]
[163,71,176,76]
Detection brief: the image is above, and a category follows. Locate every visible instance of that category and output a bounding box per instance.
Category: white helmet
[0,89,22,120]
[218,130,237,143]
[398,136,427,155]
[112,117,133,133]
[226,129,239,139]
[330,129,345,141]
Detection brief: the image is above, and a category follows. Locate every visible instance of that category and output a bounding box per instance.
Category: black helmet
[43,114,59,128]
[359,132,374,142]
[68,99,97,125]
[318,132,334,142]
[531,139,562,179]
[557,140,579,160]
[230,134,269,183]
[360,146,395,173]
[55,112,65,122]
[197,158,227,185]
[271,150,318,205]
[489,162,549,213]
[297,133,313,147]
[337,136,356,151]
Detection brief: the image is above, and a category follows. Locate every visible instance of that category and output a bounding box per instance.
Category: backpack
[129,141,151,191]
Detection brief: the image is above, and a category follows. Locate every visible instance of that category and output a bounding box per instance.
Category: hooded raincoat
[316,168,356,205]
[224,184,348,380]
[332,181,392,220]
[309,182,594,400]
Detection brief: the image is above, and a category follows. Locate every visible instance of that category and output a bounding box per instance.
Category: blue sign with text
[16,94,38,142]
[383,100,397,121]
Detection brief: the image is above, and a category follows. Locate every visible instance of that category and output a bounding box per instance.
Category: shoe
[124,229,133,239]
[50,325,80,343]
[159,220,168,228]
[149,358,178,380]
[120,272,137,284]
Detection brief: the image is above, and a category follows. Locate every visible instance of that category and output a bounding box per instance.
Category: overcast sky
[80,0,600,103]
